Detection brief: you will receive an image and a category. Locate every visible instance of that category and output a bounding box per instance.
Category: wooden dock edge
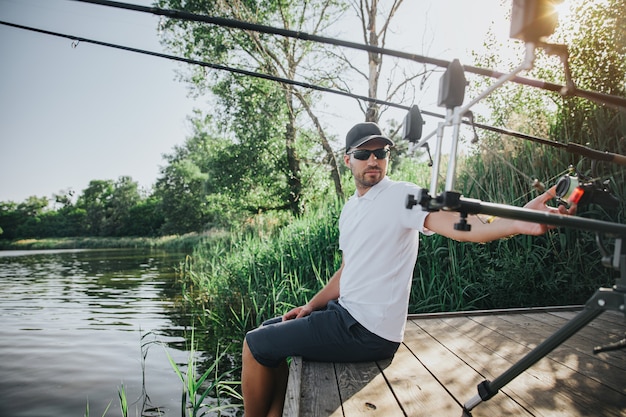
[406,304,584,319]
[282,356,303,417]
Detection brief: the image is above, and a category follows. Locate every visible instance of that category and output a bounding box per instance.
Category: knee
[242,337,255,364]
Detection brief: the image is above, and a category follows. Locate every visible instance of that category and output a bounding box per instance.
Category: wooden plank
[476,312,602,356]
[528,311,626,358]
[283,356,303,417]
[590,309,626,325]
[460,314,626,415]
[334,360,404,416]
[420,315,586,417]
[378,342,460,415]
[518,312,626,367]
[407,305,584,320]
[542,309,625,330]
[404,319,533,417]
[497,312,626,387]
[567,309,626,327]
[299,361,343,417]
[536,311,626,362]
[441,314,622,416]
[552,308,625,325]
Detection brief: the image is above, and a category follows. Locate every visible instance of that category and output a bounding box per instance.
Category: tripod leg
[462,304,604,414]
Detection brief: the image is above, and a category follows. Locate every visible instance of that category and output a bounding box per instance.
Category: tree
[157,0,348,204]
[126,197,164,237]
[549,0,626,156]
[50,189,86,237]
[77,180,115,236]
[13,196,49,238]
[55,206,87,237]
[156,118,216,234]
[103,176,142,236]
[0,201,20,240]
[17,196,49,217]
[347,0,416,122]
[52,189,75,210]
[209,76,302,213]
[159,159,210,234]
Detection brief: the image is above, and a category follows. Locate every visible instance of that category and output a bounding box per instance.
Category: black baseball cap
[345,122,394,153]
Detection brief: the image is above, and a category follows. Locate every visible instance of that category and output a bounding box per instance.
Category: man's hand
[518,185,577,235]
[282,304,314,321]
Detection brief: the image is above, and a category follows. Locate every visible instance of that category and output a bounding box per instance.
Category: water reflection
[0,248,197,417]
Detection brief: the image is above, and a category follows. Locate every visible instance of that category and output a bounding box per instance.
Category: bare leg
[267,360,288,417]
[242,339,289,417]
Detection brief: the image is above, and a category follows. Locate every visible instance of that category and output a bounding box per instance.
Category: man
[241,122,574,417]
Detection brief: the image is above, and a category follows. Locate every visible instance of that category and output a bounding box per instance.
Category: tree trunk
[284,104,303,215]
[366,0,381,122]
[293,89,344,199]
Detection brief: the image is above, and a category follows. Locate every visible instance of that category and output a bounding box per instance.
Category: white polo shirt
[338,176,431,342]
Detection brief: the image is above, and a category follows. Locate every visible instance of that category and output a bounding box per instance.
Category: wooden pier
[283,307,626,416]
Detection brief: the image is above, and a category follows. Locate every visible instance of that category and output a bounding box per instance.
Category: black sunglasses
[348,148,390,160]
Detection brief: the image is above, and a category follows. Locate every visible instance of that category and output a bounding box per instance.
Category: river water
[0,248,220,417]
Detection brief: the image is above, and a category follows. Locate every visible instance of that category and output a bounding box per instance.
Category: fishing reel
[554,169,619,209]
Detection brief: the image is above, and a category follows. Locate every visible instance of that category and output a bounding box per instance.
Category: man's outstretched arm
[424,186,576,243]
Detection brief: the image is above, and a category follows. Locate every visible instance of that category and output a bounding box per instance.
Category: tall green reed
[84,399,113,417]
[117,384,128,417]
[164,329,242,417]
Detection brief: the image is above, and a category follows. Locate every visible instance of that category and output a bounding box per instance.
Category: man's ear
[343,154,351,167]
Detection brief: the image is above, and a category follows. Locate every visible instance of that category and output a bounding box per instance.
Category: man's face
[343,139,390,193]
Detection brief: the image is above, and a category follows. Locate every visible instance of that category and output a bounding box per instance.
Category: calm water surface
[0,248,202,417]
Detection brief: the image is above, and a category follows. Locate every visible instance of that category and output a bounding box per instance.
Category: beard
[353,168,384,189]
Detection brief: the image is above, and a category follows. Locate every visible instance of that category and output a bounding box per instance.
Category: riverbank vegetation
[0,232,225,252]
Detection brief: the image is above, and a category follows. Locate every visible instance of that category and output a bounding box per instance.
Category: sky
[0,0,514,203]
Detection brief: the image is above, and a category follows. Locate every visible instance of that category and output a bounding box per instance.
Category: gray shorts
[244,300,400,368]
